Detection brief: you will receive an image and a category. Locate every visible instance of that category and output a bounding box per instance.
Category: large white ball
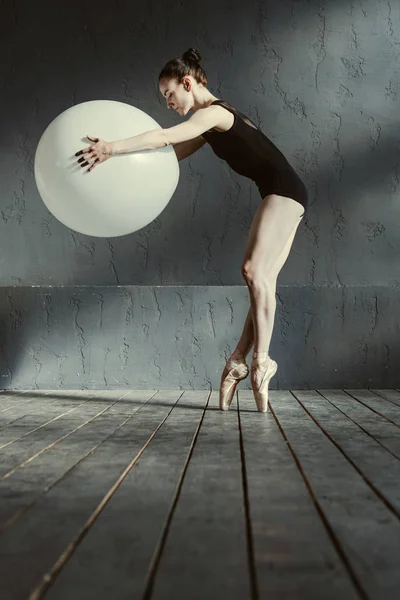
[34,100,179,237]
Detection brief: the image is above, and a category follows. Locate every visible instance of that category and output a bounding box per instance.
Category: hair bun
[182,48,202,64]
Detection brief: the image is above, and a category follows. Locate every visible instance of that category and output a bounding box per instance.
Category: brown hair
[158,48,208,86]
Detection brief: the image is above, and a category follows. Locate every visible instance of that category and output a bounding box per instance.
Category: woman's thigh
[242,194,304,277]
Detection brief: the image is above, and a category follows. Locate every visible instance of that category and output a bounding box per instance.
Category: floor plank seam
[0,398,103,451]
[293,392,400,521]
[0,400,122,481]
[268,398,369,600]
[370,390,400,409]
[0,391,157,534]
[141,391,211,600]
[316,390,400,462]
[0,391,85,430]
[0,397,36,414]
[236,393,259,600]
[343,391,400,428]
[27,391,185,600]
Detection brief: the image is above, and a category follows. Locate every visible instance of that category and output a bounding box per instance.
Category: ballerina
[76,47,308,412]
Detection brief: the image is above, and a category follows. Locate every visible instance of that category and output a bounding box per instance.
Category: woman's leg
[232,196,303,360]
[233,224,297,357]
[220,194,304,411]
[232,307,254,358]
[240,194,304,355]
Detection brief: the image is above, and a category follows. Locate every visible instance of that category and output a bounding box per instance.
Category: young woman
[75,48,308,413]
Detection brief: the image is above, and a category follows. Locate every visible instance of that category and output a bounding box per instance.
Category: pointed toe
[251,355,278,413]
[219,360,249,410]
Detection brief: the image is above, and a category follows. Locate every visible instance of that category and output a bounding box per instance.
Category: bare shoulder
[190,104,234,133]
[203,104,235,133]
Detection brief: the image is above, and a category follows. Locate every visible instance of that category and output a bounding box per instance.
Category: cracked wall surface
[0,286,398,389]
[1,0,399,286]
[1,0,399,388]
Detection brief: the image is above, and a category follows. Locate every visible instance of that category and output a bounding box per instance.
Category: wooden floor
[0,389,400,600]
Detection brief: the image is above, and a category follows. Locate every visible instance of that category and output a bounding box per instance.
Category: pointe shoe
[251,352,278,413]
[219,354,249,411]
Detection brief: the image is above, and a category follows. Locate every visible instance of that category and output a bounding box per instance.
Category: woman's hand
[75,135,114,173]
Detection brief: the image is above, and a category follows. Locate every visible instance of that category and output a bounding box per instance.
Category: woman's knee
[241,258,254,281]
[241,260,276,290]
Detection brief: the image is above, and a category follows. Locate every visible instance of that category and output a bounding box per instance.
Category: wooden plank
[0,390,87,429]
[269,390,400,600]
[0,394,124,479]
[371,390,400,409]
[0,390,182,600]
[237,393,360,600]
[0,390,75,411]
[39,391,209,600]
[318,390,400,459]
[344,390,400,425]
[0,391,128,434]
[0,390,155,531]
[149,392,252,600]
[294,390,400,517]
[0,392,97,446]
[0,391,49,414]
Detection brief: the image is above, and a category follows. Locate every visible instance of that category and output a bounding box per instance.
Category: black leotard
[201,100,308,216]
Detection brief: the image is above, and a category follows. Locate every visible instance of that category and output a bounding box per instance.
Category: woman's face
[159,78,192,116]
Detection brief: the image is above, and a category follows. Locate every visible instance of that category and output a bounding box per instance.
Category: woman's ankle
[253,350,269,360]
[252,351,271,367]
[230,348,246,361]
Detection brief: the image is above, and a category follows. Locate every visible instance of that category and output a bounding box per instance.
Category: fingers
[75,136,102,172]
[75,146,93,157]
[75,136,98,157]
[87,158,99,173]
[80,157,95,168]
[80,155,100,171]
[77,150,95,164]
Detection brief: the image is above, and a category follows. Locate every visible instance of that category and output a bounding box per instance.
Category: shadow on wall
[0,288,48,390]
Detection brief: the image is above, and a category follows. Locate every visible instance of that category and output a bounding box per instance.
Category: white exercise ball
[34,100,179,237]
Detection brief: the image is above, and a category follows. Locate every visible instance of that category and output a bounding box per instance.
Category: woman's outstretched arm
[76,106,219,171]
[111,105,221,154]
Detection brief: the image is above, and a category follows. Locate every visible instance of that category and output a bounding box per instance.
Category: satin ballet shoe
[219,354,249,411]
[251,351,278,413]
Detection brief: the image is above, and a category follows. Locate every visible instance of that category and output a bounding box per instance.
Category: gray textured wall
[1,286,398,390]
[1,0,400,388]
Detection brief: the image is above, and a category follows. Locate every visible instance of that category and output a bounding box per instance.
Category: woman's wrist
[109,141,118,156]
[108,131,167,157]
